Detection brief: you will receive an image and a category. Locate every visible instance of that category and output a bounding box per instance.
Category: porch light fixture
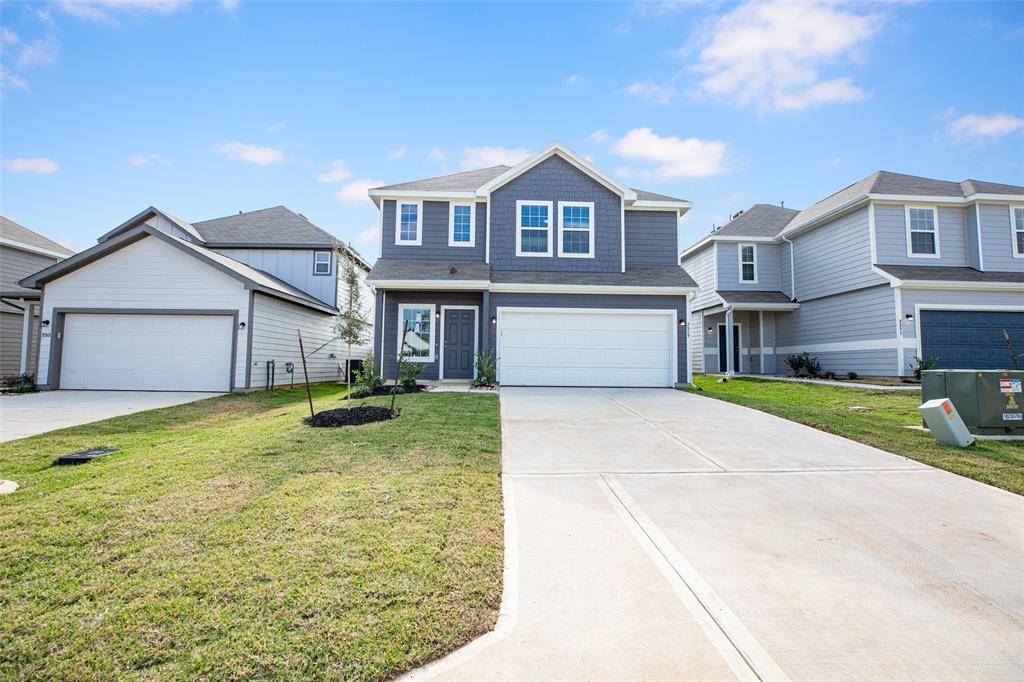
[239,321,246,329]
[41,319,50,327]
[678,320,686,328]
[491,317,496,325]
[435,311,441,319]
[904,314,914,322]
[707,326,713,335]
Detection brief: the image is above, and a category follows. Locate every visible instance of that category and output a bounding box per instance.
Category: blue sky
[2,0,1022,258]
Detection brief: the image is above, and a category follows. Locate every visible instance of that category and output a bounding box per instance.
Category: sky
[1,0,1022,260]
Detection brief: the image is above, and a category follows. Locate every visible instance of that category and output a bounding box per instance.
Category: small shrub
[785,352,821,377]
[824,371,837,380]
[353,355,384,394]
[399,360,424,390]
[472,350,497,387]
[785,354,804,376]
[1,373,36,393]
[910,356,939,380]
[847,371,860,381]
[803,353,821,378]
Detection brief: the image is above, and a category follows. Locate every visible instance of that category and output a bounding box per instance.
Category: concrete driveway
[0,390,223,442]
[410,387,1024,682]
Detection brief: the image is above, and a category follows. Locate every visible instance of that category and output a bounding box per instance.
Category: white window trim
[438,305,479,380]
[313,250,332,275]
[448,202,476,248]
[396,303,435,363]
[515,200,553,257]
[905,205,941,259]
[557,200,596,259]
[1010,205,1024,258]
[395,201,423,246]
[738,243,758,283]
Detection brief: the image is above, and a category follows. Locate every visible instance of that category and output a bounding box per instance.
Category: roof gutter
[780,234,797,301]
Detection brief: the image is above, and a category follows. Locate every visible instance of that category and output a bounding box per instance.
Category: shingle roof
[632,188,690,202]
[0,215,75,256]
[367,259,490,282]
[716,290,797,305]
[712,204,799,238]
[373,166,511,192]
[875,265,1024,283]
[491,267,696,288]
[960,179,1024,195]
[193,206,336,247]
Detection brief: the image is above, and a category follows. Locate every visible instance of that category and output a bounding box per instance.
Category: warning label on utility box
[1003,413,1023,421]
[1000,379,1022,394]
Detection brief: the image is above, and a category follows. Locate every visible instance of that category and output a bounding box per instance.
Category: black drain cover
[55,448,118,465]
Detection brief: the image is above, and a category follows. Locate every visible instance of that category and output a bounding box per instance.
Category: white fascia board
[367,279,490,290]
[871,265,902,285]
[488,282,695,295]
[728,302,800,311]
[476,142,637,201]
[779,196,869,238]
[0,237,72,259]
[680,234,778,260]
[627,200,693,210]
[898,280,1024,291]
[871,192,1024,204]
[368,190,480,201]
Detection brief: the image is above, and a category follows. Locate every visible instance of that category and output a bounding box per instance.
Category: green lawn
[687,376,1024,495]
[0,387,503,681]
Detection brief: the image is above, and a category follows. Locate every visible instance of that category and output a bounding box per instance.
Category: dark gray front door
[920,310,1024,370]
[718,324,740,373]
[443,308,476,379]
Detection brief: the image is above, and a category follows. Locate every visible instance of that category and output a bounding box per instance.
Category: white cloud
[388,146,407,159]
[428,147,448,162]
[948,113,1024,140]
[819,156,842,166]
[611,127,728,179]
[692,0,881,113]
[213,141,284,166]
[316,159,352,183]
[614,22,631,34]
[17,35,60,68]
[0,66,29,95]
[587,129,610,144]
[56,0,191,26]
[128,153,164,166]
[220,0,241,12]
[2,27,19,47]
[565,74,582,86]
[336,179,383,204]
[353,225,380,247]
[266,122,286,133]
[2,157,59,174]
[458,146,530,170]
[623,81,676,105]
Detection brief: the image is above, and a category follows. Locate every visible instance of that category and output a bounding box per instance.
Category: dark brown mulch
[304,406,400,427]
[347,384,428,399]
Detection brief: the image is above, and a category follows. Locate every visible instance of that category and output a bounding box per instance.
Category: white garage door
[60,313,234,391]
[497,308,676,387]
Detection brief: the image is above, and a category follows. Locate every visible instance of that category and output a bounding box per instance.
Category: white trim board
[557,200,596,259]
[477,142,638,201]
[0,236,71,259]
[773,338,915,355]
[904,205,941,259]
[394,200,424,246]
[396,302,436,363]
[515,200,554,258]
[448,202,477,248]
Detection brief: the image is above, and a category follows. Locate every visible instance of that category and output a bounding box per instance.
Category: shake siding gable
[792,206,882,300]
[624,210,678,267]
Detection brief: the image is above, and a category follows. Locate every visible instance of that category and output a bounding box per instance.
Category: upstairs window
[396,201,422,246]
[906,206,939,258]
[739,243,757,283]
[449,203,475,247]
[516,200,553,257]
[1012,206,1024,258]
[558,201,595,258]
[313,250,331,275]
[397,304,434,362]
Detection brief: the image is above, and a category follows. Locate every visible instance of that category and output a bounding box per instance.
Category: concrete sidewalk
[407,387,1024,682]
[0,390,222,442]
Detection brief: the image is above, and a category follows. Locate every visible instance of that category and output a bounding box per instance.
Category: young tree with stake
[335,244,372,409]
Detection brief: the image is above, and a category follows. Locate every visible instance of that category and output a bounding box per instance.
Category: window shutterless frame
[557,201,595,258]
[1010,205,1024,258]
[395,201,423,246]
[904,205,940,258]
[396,303,435,363]
[313,250,332,275]
[448,202,476,247]
[515,200,553,257]
[738,243,757,283]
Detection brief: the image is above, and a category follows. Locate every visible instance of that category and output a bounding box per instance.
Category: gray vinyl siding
[965,204,982,270]
[792,206,882,300]
[0,310,28,376]
[1,245,58,294]
[874,204,969,267]
[761,311,777,374]
[380,200,487,262]
[624,210,678,267]
[979,204,1023,272]
[681,245,720,311]
[490,155,622,272]
[779,241,793,297]
[487,292,688,383]
[214,248,336,305]
[377,290,484,381]
[249,293,343,388]
[898,288,1024,343]
[774,284,897,376]
[716,242,781,291]
[690,308,704,374]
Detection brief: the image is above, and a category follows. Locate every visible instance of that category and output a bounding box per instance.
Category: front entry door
[443,308,476,379]
[718,324,740,373]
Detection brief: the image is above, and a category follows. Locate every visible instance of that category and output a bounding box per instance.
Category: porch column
[758,310,765,374]
[725,307,735,376]
[19,303,34,375]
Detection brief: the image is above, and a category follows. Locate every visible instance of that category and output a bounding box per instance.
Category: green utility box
[922,370,1024,436]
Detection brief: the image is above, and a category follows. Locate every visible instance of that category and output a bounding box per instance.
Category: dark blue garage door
[920,310,1024,370]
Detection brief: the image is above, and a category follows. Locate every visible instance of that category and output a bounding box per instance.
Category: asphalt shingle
[0,216,74,256]
[193,206,337,248]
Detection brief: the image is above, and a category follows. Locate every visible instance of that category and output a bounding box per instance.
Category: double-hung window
[905,206,939,258]
[1012,206,1024,258]
[449,203,476,247]
[558,201,595,258]
[313,250,331,275]
[395,201,422,246]
[516,200,553,257]
[397,303,434,362]
[738,243,757,283]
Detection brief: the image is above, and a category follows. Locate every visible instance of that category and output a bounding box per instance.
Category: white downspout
[781,234,796,301]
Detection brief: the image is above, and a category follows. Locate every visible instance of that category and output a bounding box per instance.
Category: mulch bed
[304,406,400,427]
[347,384,428,399]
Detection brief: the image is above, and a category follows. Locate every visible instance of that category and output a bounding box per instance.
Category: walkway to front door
[441,306,477,380]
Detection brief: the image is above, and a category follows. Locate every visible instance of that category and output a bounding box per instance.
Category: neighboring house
[18,206,373,392]
[1,216,75,377]
[682,172,1024,377]
[364,142,696,387]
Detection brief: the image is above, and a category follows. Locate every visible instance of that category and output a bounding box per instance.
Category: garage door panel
[60,314,233,391]
[921,310,1024,371]
[499,309,675,387]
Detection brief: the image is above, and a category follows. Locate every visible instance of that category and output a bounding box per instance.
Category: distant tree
[335,244,372,409]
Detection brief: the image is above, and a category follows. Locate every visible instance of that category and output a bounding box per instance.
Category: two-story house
[365,142,696,387]
[1,216,75,377]
[682,172,1024,377]
[18,206,372,392]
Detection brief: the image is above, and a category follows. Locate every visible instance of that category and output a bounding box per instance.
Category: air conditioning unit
[921,370,1024,436]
